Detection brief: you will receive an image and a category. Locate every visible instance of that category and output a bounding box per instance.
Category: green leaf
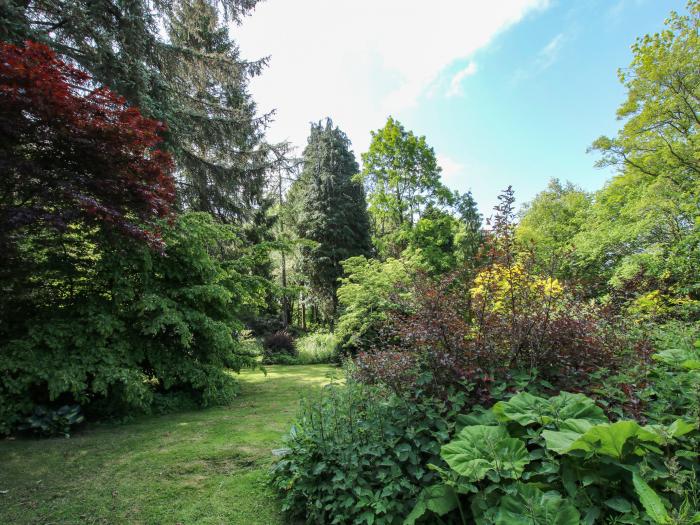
[568,421,640,460]
[403,484,458,525]
[559,418,596,434]
[667,419,697,437]
[495,483,580,525]
[542,430,582,454]
[493,393,551,426]
[548,392,607,424]
[682,359,700,370]
[493,392,606,428]
[632,472,670,524]
[456,408,498,428]
[637,419,696,445]
[441,425,530,481]
[604,497,633,513]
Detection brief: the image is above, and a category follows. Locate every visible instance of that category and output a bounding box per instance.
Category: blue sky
[237,0,687,217]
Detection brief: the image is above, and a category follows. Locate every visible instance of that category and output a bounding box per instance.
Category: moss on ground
[0,365,340,524]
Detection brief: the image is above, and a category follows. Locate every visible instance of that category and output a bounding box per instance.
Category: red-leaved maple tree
[0,40,175,248]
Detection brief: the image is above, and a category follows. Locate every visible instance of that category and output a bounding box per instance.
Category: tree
[517,179,591,278]
[293,119,372,321]
[165,0,271,221]
[402,206,460,274]
[336,256,413,352]
[1,0,274,222]
[361,117,452,256]
[0,40,175,253]
[591,2,700,198]
[578,2,700,315]
[453,190,484,267]
[1,213,268,434]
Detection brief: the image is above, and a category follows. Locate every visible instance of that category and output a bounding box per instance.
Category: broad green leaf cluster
[408,388,699,525]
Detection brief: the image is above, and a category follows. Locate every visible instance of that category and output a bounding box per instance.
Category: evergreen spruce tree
[293,119,372,321]
[1,0,273,222]
[165,0,270,221]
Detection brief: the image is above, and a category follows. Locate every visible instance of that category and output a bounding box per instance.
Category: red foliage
[0,40,175,247]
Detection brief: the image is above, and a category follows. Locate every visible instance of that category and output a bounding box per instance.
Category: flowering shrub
[354,187,629,399]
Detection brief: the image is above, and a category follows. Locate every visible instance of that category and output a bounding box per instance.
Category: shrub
[407,391,699,524]
[355,187,628,398]
[271,381,468,525]
[19,404,85,438]
[262,330,297,364]
[295,332,339,364]
[596,323,700,424]
[0,213,266,434]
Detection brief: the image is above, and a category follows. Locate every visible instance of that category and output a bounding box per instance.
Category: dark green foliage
[293,119,372,319]
[271,381,468,525]
[0,213,266,434]
[19,405,84,438]
[165,0,271,221]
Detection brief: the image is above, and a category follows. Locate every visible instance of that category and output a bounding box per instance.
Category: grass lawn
[0,365,340,524]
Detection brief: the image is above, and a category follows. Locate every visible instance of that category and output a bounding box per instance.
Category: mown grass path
[0,365,340,524]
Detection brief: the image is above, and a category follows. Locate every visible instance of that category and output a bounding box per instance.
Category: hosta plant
[406,391,699,524]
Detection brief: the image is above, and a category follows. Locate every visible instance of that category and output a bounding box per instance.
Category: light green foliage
[336,256,414,352]
[361,117,453,256]
[402,206,460,274]
[0,365,337,524]
[292,119,372,319]
[576,2,700,308]
[517,179,591,276]
[295,332,339,364]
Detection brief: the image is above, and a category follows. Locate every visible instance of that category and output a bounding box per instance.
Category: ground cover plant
[406,389,699,524]
[271,379,469,525]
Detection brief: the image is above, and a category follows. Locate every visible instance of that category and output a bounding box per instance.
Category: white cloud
[512,32,565,83]
[236,0,549,155]
[446,62,478,97]
[537,33,565,70]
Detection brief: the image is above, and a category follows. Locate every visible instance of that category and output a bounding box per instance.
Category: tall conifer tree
[293,119,372,320]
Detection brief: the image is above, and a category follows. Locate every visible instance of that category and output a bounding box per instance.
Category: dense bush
[19,405,85,438]
[262,330,297,364]
[271,380,468,525]
[355,190,628,399]
[405,390,699,524]
[0,213,267,434]
[596,322,700,425]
